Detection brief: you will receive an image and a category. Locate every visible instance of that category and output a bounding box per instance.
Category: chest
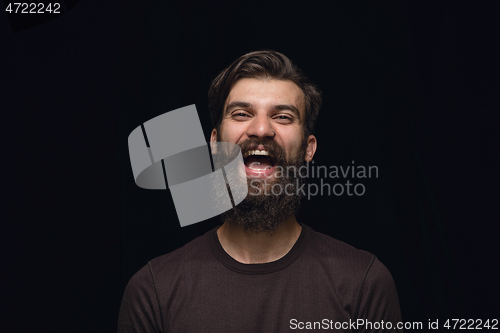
[161,266,355,332]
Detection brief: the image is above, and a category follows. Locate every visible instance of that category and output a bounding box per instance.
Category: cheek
[218,122,230,141]
[289,136,306,159]
[220,122,246,142]
[218,127,236,143]
[283,139,302,159]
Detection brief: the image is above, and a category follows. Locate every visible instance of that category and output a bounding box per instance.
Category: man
[118,50,403,332]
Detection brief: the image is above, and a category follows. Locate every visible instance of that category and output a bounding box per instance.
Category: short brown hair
[208,50,322,137]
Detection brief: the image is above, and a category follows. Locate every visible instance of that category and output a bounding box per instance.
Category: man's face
[210,78,317,233]
[210,78,317,178]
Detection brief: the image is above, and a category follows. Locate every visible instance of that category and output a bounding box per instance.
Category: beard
[218,134,308,234]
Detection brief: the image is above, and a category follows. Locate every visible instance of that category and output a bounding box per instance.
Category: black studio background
[3,1,499,332]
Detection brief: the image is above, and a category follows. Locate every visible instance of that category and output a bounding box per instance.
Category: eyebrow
[225,101,252,115]
[272,104,301,120]
[225,101,301,120]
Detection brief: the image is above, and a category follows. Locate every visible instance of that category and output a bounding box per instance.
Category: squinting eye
[232,113,249,118]
[275,115,293,121]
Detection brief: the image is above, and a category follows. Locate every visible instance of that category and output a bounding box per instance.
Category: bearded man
[118,50,403,332]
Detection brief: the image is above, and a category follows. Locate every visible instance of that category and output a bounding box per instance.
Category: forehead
[225,78,305,116]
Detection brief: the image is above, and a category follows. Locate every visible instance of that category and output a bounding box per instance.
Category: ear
[210,128,218,143]
[304,135,317,162]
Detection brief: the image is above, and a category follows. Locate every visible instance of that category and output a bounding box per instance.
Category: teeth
[243,150,270,158]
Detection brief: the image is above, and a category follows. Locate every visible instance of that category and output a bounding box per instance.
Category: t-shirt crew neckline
[208,223,312,275]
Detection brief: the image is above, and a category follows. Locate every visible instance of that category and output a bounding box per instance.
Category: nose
[246,114,275,140]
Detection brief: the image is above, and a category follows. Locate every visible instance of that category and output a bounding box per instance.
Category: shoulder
[303,227,402,321]
[306,228,397,292]
[122,229,214,302]
[146,229,214,278]
[355,256,403,323]
[304,226,376,275]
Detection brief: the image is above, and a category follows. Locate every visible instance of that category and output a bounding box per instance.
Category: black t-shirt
[118,224,403,332]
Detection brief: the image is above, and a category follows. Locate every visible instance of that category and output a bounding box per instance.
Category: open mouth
[242,149,276,177]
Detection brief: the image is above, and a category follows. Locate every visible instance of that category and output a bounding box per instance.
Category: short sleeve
[355,256,403,333]
[117,262,163,333]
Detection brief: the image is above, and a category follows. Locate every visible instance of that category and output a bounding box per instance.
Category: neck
[216,215,302,264]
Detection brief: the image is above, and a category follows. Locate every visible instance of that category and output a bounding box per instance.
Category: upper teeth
[244,150,270,158]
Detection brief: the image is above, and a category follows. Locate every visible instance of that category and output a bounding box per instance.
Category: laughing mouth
[243,149,276,171]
